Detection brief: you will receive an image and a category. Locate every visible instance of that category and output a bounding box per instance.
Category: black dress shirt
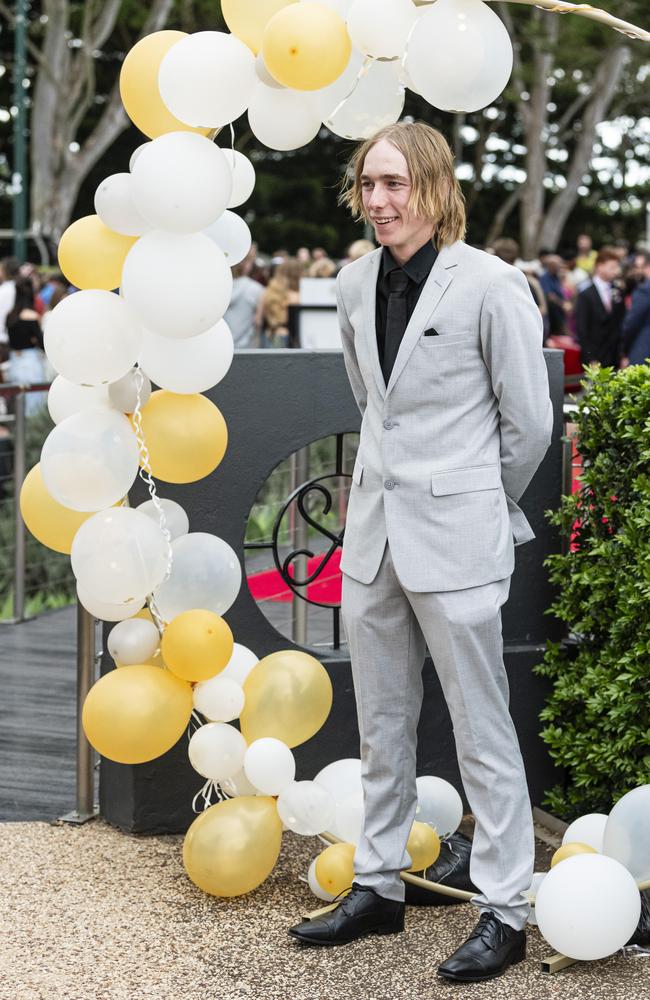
[376,240,438,385]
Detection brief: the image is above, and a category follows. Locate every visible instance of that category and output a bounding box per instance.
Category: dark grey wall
[101,348,565,833]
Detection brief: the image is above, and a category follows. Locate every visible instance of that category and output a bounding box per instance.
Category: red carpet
[247,549,342,605]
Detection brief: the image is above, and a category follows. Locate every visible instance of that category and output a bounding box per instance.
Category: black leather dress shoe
[437,911,526,982]
[405,832,477,906]
[288,882,405,946]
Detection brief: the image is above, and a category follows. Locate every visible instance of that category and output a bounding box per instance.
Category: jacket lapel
[361,248,386,400]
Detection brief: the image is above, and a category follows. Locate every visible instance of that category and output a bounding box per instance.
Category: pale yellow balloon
[135,606,156,625]
[262,3,351,91]
[20,464,95,554]
[183,796,282,896]
[161,609,234,682]
[58,215,138,291]
[551,842,598,867]
[407,821,441,872]
[119,31,212,139]
[222,0,299,55]
[240,649,333,748]
[82,664,193,764]
[132,391,228,484]
[314,842,355,897]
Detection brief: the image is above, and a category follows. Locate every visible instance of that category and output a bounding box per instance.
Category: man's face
[577,235,591,254]
[597,259,621,282]
[361,139,434,257]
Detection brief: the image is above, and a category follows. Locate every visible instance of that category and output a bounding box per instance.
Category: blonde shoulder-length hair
[339,121,466,249]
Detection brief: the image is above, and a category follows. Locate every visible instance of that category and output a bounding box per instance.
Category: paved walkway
[0,819,647,1000]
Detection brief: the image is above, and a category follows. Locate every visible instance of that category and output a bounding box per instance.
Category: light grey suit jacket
[336,240,553,592]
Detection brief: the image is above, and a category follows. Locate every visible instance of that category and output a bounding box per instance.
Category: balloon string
[229,123,236,169]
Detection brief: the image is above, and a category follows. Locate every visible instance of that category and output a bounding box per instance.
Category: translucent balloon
[415,775,463,838]
[152,532,241,623]
[254,52,285,89]
[78,583,145,621]
[347,0,417,59]
[108,368,151,412]
[535,854,641,961]
[131,133,233,235]
[562,813,608,854]
[524,872,546,926]
[107,618,160,666]
[307,858,335,901]
[48,376,111,425]
[313,758,362,839]
[325,58,404,140]
[20,463,96,555]
[137,498,189,541]
[221,149,256,209]
[71,506,169,604]
[138,320,234,395]
[159,31,257,129]
[262,3,351,91]
[335,790,364,844]
[277,781,335,836]
[94,173,150,237]
[183,796,282,897]
[220,768,259,797]
[193,675,245,722]
[308,47,364,122]
[203,212,252,266]
[244,737,296,795]
[189,722,247,781]
[57,215,138,291]
[44,290,143,387]
[405,0,513,113]
[162,609,234,683]
[603,784,650,883]
[40,407,140,512]
[121,231,232,339]
[248,82,321,151]
[240,650,333,748]
[220,643,260,686]
[223,0,299,54]
[314,842,355,897]
[133,391,228,484]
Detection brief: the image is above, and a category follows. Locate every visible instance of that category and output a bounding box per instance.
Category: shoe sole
[436,948,526,982]
[288,925,404,947]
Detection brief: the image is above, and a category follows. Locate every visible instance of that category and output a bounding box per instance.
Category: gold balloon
[119,31,211,139]
[240,649,333,748]
[222,0,298,54]
[262,3,351,90]
[135,606,156,625]
[161,609,234,682]
[58,215,137,291]
[183,796,282,896]
[20,463,95,554]
[407,821,441,872]
[132,391,228,484]
[314,842,356,897]
[551,842,598,867]
[82,664,192,764]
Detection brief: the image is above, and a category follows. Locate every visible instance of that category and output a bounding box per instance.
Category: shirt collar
[381,240,438,285]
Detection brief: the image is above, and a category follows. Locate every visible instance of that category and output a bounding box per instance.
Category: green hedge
[536,364,650,819]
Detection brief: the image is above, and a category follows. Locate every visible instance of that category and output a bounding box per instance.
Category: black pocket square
[423,328,439,337]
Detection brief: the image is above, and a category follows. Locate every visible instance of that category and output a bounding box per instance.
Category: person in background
[491,238,549,341]
[575,246,625,368]
[6,276,46,415]
[575,234,597,275]
[224,261,265,349]
[312,247,328,262]
[308,257,337,278]
[539,252,569,337]
[296,247,312,268]
[0,256,20,359]
[343,238,376,267]
[256,257,302,348]
[621,251,650,367]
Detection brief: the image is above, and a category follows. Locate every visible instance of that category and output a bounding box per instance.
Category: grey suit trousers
[341,540,534,931]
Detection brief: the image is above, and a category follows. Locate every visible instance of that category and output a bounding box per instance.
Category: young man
[575,246,626,368]
[288,122,553,982]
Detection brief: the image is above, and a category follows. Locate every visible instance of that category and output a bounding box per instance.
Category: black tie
[383,268,409,385]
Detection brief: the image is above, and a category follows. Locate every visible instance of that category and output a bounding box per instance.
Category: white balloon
[108,368,151,412]
[535,854,641,961]
[138,319,234,394]
[319,0,354,16]
[335,790,364,844]
[405,0,513,113]
[248,82,321,151]
[136,498,189,541]
[313,758,362,839]
[94,173,150,237]
[152,532,241,623]
[562,813,608,854]
[221,149,256,209]
[121,231,232,339]
[77,583,145,622]
[71,507,169,604]
[131,133,233,235]
[307,858,336,901]
[277,781,336,836]
[325,58,404,140]
[203,212,252,266]
[308,47,364,122]
[159,31,256,128]
[603,784,650,883]
[193,676,245,722]
[220,643,259,686]
[188,722,247,781]
[129,143,149,172]
[40,407,139,512]
[107,618,160,666]
[244,737,296,795]
[347,0,418,59]
[44,290,143,386]
[48,376,110,425]
[220,768,259,797]
[524,872,546,926]
[415,776,463,838]
[254,52,285,90]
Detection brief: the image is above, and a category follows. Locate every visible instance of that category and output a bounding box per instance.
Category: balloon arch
[19,0,649,962]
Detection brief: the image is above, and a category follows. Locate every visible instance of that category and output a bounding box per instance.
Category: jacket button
[383,419,394,429]
[384,480,395,490]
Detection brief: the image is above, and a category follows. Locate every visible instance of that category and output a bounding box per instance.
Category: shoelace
[467,913,506,952]
[331,882,373,917]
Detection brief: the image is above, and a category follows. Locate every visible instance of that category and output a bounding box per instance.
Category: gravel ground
[1,819,648,1000]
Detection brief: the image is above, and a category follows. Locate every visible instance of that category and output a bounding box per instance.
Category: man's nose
[367,186,386,211]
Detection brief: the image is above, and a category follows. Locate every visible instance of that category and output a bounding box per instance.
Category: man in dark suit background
[575,246,626,368]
